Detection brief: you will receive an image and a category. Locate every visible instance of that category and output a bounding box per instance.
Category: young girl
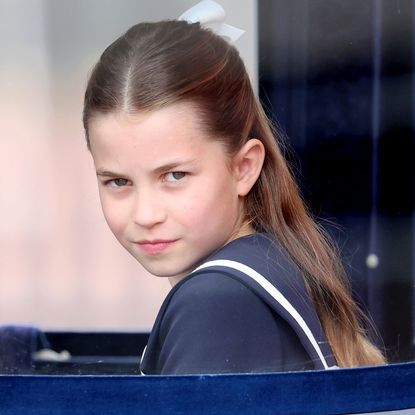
[83,17,385,374]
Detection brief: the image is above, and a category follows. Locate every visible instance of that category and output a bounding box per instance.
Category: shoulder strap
[193,259,338,370]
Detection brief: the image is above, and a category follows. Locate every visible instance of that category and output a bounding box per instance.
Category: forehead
[90,103,202,147]
[88,102,228,169]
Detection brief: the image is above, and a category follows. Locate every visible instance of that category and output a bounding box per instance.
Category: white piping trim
[140,345,147,376]
[194,259,330,370]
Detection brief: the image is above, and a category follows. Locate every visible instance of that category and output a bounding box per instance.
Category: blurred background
[259,0,415,362]
[0,0,414,364]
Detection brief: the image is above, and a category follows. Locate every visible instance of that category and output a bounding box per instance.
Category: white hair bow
[178,0,245,43]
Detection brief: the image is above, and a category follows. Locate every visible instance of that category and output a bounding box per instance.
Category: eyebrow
[153,159,198,175]
[96,159,198,178]
[96,170,123,177]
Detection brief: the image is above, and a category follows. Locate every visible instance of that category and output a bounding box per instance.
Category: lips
[136,239,178,255]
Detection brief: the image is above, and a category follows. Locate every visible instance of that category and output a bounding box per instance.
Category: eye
[106,178,129,187]
[164,171,186,183]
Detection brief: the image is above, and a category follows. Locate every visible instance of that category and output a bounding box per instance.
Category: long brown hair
[83,20,385,367]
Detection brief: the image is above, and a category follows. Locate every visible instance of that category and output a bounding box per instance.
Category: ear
[233,139,265,197]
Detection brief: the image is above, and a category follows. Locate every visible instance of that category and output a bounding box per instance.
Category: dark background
[258,0,415,362]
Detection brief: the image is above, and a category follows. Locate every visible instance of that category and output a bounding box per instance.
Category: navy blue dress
[140,233,337,375]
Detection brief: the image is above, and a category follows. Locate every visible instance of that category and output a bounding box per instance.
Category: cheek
[170,188,209,226]
[180,177,239,226]
[99,194,127,237]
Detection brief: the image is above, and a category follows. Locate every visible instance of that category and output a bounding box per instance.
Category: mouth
[136,239,178,255]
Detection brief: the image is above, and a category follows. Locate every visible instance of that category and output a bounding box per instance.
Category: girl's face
[88,102,258,284]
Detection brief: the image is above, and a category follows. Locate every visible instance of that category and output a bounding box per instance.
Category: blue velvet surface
[1,362,415,414]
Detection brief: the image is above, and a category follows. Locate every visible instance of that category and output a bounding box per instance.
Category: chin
[142,260,196,280]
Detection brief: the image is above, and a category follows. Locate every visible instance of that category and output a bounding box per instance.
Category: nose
[132,187,166,228]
